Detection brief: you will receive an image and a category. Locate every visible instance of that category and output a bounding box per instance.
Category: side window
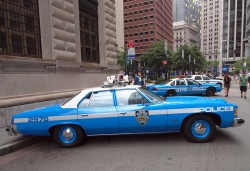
[116,89,149,106]
[203,76,210,80]
[79,91,114,108]
[170,81,175,86]
[195,76,202,80]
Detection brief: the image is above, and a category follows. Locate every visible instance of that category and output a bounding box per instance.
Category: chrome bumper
[233,118,245,127]
[6,125,18,136]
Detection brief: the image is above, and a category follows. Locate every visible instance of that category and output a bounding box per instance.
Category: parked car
[186,75,223,87]
[6,85,244,147]
[146,78,222,97]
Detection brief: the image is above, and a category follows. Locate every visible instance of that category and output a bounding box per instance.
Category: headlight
[234,108,238,116]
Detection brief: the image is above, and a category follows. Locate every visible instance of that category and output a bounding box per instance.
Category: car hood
[166,96,227,104]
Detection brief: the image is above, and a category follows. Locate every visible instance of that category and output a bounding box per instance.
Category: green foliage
[140,42,174,77]
[155,77,165,84]
[205,60,219,71]
[172,45,206,73]
[232,57,250,71]
[117,47,128,71]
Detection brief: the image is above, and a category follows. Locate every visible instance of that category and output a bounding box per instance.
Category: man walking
[239,72,247,99]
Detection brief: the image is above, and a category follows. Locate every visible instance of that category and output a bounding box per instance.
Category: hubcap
[62,128,74,140]
[191,120,210,138]
[194,123,207,135]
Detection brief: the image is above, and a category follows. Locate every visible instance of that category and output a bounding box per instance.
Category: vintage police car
[6,85,244,147]
[186,75,224,87]
[147,78,222,97]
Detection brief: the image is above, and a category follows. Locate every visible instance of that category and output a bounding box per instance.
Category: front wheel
[206,87,215,96]
[53,125,85,147]
[183,115,216,143]
[166,90,177,97]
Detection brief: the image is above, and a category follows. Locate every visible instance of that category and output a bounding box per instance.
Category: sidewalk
[0,127,45,156]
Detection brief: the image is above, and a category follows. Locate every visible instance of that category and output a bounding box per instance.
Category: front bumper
[6,125,18,136]
[233,118,245,127]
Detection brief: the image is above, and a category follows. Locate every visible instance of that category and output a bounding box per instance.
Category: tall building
[123,0,173,57]
[0,0,124,126]
[200,0,221,72]
[173,0,201,48]
[173,21,198,51]
[245,0,250,58]
[220,0,246,72]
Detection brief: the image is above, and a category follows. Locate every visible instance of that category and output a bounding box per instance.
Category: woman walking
[224,73,231,97]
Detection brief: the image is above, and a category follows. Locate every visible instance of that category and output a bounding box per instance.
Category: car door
[77,90,119,135]
[186,79,204,94]
[115,89,167,134]
[175,79,188,95]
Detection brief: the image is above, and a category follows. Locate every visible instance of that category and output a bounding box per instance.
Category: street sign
[128,40,135,60]
[162,60,168,65]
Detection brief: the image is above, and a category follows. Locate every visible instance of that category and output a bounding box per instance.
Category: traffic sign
[162,60,168,65]
[127,40,135,60]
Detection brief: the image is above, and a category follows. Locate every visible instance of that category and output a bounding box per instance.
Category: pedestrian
[140,75,145,87]
[248,72,250,88]
[134,72,140,85]
[239,72,247,99]
[224,73,231,97]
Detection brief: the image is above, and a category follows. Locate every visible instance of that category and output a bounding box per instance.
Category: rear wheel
[206,87,215,96]
[53,125,85,147]
[166,90,177,97]
[183,115,216,143]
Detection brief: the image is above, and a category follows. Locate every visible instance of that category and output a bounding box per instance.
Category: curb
[0,136,47,156]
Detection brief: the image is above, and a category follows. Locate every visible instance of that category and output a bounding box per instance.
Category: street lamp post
[243,38,248,73]
[182,49,184,74]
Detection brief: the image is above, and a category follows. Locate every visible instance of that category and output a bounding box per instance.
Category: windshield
[139,87,164,104]
[164,79,173,84]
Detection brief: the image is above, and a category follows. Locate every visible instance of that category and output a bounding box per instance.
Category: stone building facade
[0,0,123,127]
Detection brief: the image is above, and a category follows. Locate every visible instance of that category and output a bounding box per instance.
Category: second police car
[6,83,244,147]
[147,78,222,97]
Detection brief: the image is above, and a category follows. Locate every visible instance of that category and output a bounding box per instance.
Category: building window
[79,4,99,64]
[0,0,41,57]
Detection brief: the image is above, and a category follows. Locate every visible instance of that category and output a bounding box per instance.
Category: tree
[205,60,219,72]
[117,47,128,71]
[140,42,174,78]
[232,57,250,72]
[172,45,206,74]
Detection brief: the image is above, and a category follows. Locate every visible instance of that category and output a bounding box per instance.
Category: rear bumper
[6,125,18,136]
[233,118,245,127]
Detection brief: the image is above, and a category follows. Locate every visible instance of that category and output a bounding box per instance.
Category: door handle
[80,114,88,116]
[119,112,127,115]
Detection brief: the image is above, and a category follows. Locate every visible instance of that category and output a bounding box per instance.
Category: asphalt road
[0,82,249,171]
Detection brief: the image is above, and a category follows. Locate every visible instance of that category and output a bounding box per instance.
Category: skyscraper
[123,0,173,57]
[173,0,201,47]
[200,0,221,72]
[220,0,246,71]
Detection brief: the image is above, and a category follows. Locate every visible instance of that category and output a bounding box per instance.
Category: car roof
[62,85,141,108]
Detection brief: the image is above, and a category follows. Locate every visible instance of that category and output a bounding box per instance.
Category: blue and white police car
[147,78,222,97]
[6,85,244,147]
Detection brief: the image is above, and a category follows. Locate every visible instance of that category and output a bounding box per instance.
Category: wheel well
[181,113,221,131]
[49,124,86,136]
